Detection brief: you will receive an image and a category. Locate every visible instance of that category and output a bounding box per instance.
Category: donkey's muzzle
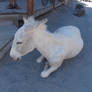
[10,56,21,61]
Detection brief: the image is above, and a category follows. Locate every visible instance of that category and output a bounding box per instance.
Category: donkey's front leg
[37,55,45,63]
[41,64,61,78]
[40,47,65,78]
[41,54,64,78]
[40,58,64,78]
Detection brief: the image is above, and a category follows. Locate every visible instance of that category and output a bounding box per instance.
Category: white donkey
[10,17,84,78]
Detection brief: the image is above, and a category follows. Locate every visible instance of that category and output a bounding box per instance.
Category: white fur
[10,17,84,78]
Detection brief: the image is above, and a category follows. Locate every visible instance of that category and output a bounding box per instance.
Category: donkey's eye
[16,42,23,44]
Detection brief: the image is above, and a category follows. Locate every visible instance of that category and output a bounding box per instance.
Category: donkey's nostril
[16,58,20,61]
[11,57,20,61]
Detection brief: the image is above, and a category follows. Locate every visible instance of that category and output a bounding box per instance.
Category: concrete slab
[0,21,17,60]
[0,40,9,50]
[0,0,27,14]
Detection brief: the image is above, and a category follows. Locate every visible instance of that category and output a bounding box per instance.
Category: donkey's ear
[36,19,48,31]
[23,16,35,24]
[28,16,35,20]
[23,17,27,23]
[41,18,48,24]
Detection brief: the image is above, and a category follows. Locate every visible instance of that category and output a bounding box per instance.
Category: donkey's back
[54,25,81,38]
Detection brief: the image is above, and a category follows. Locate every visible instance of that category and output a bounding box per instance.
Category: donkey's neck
[33,30,62,57]
[34,30,55,46]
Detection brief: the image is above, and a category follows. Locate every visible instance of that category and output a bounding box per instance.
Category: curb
[0,39,12,61]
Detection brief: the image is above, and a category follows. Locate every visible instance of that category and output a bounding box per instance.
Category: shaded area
[0,21,17,50]
[0,0,27,14]
[0,0,63,14]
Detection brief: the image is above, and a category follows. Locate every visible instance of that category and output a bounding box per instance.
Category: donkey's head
[10,16,48,61]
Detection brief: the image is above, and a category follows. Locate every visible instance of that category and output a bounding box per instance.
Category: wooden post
[14,0,17,5]
[53,0,56,9]
[14,0,20,9]
[8,0,13,9]
[9,0,13,5]
[27,0,34,16]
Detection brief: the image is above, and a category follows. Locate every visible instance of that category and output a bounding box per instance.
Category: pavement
[0,21,17,60]
[0,0,60,14]
[0,0,27,14]
[0,1,92,92]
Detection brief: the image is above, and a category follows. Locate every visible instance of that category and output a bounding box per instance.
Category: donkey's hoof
[36,58,42,63]
[40,71,49,78]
